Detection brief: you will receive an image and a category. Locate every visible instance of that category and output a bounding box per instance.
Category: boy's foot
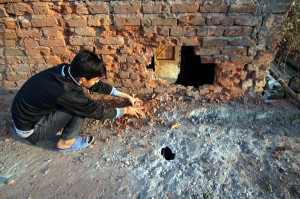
[57,136,94,152]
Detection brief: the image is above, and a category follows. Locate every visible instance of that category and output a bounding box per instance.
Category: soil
[0,92,300,198]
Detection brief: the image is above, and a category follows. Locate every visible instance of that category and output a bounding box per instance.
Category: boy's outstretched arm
[110,87,143,107]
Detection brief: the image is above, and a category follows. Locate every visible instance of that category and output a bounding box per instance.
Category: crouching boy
[11,50,144,152]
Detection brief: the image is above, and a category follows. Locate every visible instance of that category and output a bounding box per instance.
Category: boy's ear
[78,77,86,84]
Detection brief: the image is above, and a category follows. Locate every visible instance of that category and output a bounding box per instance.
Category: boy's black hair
[70,50,106,80]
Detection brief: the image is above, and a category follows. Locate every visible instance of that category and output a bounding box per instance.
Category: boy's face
[79,77,100,88]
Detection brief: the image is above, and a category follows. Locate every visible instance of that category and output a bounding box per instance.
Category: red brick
[66,18,87,27]
[171,3,199,13]
[2,39,16,47]
[33,6,49,14]
[75,27,96,37]
[16,29,42,38]
[170,26,196,37]
[87,2,109,14]
[143,4,168,14]
[45,56,61,65]
[143,26,157,35]
[179,37,201,46]
[6,72,29,81]
[114,2,141,14]
[206,16,234,25]
[5,48,25,56]
[178,14,205,26]
[224,27,253,37]
[39,38,66,47]
[2,30,17,39]
[23,38,39,47]
[4,18,17,28]
[6,3,33,15]
[76,4,89,15]
[88,15,112,26]
[26,47,51,56]
[69,37,94,46]
[99,37,125,45]
[157,27,170,36]
[229,5,257,13]
[234,16,262,26]
[31,18,57,27]
[194,47,220,55]
[114,17,140,26]
[229,37,256,46]
[221,47,247,56]
[52,47,67,56]
[95,45,118,55]
[42,27,59,37]
[202,37,228,47]
[230,55,253,64]
[196,26,225,36]
[200,4,228,13]
[152,17,177,26]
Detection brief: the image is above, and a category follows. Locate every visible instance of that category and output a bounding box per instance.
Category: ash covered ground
[0,93,300,198]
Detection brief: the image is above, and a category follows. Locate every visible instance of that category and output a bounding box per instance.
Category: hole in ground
[161,147,175,160]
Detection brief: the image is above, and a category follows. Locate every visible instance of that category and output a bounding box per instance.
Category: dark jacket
[11,64,117,131]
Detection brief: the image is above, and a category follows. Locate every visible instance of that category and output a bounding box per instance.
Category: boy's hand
[125,106,144,118]
[129,96,143,108]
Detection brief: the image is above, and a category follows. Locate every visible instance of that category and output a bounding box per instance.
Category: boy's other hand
[125,106,144,118]
[129,96,143,108]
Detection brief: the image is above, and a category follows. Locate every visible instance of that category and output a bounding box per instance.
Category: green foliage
[277,1,300,63]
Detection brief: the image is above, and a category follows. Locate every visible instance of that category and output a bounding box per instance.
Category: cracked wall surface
[0,0,292,100]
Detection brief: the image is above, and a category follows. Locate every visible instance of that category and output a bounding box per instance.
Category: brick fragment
[230,55,253,64]
[96,45,118,55]
[23,38,39,47]
[171,3,199,13]
[179,37,201,46]
[33,5,49,14]
[88,15,112,26]
[114,2,141,14]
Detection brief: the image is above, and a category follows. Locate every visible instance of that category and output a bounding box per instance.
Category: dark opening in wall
[146,56,155,71]
[176,46,216,87]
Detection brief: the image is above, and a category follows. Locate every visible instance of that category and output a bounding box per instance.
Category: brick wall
[0,0,292,100]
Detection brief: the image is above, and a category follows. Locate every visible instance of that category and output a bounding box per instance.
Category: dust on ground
[0,93,300,198]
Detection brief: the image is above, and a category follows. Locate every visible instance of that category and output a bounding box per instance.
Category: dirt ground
[0,92,300,199]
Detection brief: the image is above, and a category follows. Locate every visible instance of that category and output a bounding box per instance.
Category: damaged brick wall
[0,0,292,100]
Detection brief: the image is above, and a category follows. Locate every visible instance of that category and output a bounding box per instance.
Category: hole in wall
[161,146,175,160]
[176,46,216,87]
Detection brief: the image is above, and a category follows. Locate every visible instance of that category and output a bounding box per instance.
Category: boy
[11,50,144,152]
